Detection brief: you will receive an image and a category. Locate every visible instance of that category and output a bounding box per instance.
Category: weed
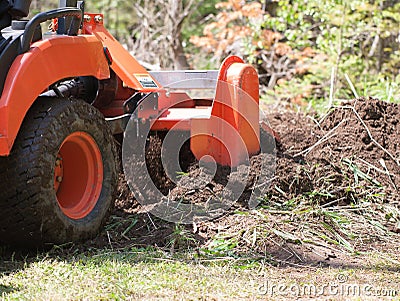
[165,224,198,253]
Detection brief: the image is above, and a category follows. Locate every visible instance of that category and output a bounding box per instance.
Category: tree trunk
[263,0,278,16]
[377,0,400,72]
[168,0,190,69]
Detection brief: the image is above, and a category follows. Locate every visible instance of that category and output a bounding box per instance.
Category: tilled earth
[87,97,400,265]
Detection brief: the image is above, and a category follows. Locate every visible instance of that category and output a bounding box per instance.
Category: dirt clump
[265,97,400,204]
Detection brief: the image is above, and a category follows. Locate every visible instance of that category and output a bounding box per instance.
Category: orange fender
[0,35,110,156]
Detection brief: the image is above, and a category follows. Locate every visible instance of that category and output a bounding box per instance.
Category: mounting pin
[84,14,91,23]
[94,15,103,23]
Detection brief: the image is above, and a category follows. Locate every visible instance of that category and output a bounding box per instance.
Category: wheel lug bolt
[56,176,63,183]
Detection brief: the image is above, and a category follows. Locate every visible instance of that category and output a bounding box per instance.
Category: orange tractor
[0,0,261,246]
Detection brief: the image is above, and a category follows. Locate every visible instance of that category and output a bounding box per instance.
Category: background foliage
[191,0,400,106]
[29,0,400,106]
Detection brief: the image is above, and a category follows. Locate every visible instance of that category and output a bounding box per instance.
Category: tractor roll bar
[20,7,82,54]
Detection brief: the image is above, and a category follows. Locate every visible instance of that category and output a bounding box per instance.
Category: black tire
[0,97,118,246]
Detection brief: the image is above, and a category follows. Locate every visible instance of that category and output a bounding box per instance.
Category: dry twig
[293,119,346,157]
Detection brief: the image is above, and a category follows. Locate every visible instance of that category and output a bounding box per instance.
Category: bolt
[56,176,63,183]
[84,14,91,22]
[94,15,103,23]
[55,159,61,166]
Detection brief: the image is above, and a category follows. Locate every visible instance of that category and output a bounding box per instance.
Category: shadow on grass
[0,246,37,276]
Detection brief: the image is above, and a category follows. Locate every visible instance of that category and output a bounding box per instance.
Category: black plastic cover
[0,0,11,30]
[0,31,21,97]
[0,24,41,97]
[9,0,32,18]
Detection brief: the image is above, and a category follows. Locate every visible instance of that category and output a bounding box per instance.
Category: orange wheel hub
[54,132,103,220]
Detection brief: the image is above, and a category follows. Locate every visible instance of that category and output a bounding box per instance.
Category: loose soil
[81,97,400,268]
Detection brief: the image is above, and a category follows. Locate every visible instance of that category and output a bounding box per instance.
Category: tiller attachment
[83,15,260,167]
[149,56,260,167]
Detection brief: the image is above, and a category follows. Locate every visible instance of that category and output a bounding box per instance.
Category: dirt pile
[152,97,400,209]
[88,97,399,253]
[267,97,400,204]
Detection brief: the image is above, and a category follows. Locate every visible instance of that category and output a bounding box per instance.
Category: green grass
[0,250,266,300]
[1,250,253,300]
[1,248,400,300]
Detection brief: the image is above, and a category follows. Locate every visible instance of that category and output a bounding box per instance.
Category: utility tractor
[0,0,261,246]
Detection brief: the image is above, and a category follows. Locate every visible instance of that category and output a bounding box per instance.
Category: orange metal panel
[225,62,260,155]
[0,35,110,156]
[83,14,160,92]
[190,56,260,167]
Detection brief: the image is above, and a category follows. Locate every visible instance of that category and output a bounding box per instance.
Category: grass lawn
[1,247,399,300]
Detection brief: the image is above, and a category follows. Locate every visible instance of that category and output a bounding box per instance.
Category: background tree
[129,0,200,70]
[26,0,400,104]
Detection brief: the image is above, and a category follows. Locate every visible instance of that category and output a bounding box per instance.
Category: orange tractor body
[0,1,261,245]
[0,35,110,154]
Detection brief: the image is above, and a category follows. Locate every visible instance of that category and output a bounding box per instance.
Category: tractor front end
[0,0,263,246]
